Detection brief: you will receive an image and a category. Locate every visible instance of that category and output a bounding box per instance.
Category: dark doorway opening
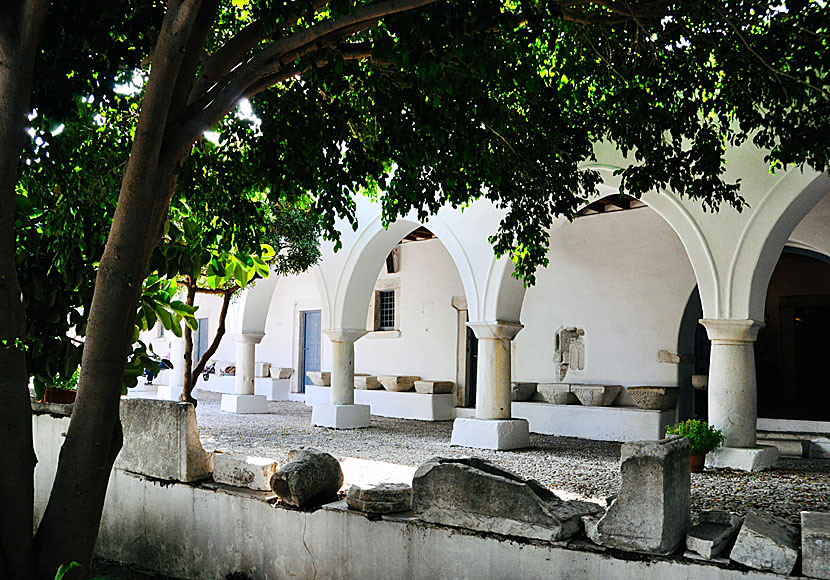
[465,327,478,407]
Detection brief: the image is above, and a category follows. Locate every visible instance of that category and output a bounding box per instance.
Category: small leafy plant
[666,419,725,455]
[50,367,80,391]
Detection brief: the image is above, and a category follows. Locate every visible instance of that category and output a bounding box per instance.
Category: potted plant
[41,367,80,404]
[665,419,725,473]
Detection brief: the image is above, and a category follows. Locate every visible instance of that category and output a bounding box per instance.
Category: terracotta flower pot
[690,453,706,473]
[41,387,77,404]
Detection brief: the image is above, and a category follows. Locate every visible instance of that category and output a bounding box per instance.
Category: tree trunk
[0,3,50,579]
[180,286,236,404]
[181,281,197,404]
[31,1,205,577]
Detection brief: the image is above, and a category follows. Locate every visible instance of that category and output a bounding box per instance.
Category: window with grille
[377,290,395,330]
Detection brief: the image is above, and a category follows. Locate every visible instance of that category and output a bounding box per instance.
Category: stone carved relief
[555,327,584,381]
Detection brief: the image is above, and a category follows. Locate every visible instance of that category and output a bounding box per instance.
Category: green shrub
[665,419,725,455]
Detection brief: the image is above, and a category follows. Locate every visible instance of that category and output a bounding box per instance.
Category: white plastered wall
[514,206,697,387]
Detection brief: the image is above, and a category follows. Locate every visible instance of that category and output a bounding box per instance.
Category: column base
[220,394,268,414]
[450,418,529,450]
[156,385,181,401]
[705,445,778,472]
[312,404,371,429]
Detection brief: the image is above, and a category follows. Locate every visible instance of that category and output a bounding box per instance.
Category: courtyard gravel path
[191,389,830,525]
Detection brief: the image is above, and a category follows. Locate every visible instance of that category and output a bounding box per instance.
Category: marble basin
[534,383,578,405]
[511,382,537,402]
[626,386,679,411]
[379,375,420,392]
[307,371,331,386]
[354,374,382,390]
[571,385,622,407]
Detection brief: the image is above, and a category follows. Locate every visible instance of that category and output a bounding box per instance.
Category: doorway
[465,327,478,407]
[300,310,321,393]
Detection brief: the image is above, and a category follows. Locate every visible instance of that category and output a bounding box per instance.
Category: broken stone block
[571,384,622,406]
[534,383,577,405]
[802,511,830,579]
[686,510,742,559]
[116,398,213,482]
[379,375,420,392]
[511,382,537,401]
[270,448,343,507]
[414,380,453,394]
[269,367,294,379]
[347,482,412,514]
[306,371,331,386]
[729,510,798,575]
[587,435,690,555]
[354,374,382,390]
[213,453,278,491]
[411,456,601,542]
[804,438,830,459]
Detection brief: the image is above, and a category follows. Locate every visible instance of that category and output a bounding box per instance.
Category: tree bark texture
[31,1,207,577]
[0,2,50,579]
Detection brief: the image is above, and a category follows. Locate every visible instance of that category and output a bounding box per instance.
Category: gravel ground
[190,389,830,525]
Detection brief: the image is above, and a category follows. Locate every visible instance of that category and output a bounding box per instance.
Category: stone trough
[571,385,622,407]
[626,386,680,411]
[379,375,420,392]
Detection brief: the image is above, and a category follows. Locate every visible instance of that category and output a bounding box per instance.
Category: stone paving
[158,389,830,526]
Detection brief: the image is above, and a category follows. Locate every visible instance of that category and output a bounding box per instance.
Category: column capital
[323,328,369,343]
[700,319,764,344]
[467,321,523,341]
[233,332,265,345]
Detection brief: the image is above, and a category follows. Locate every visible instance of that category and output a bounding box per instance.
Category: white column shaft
[234,341,256,395]
[475,337,512,419]
[330,339,355,405]
[701,319,763,449]
[169,339,186,388]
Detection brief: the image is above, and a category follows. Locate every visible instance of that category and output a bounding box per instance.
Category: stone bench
[512,401,676,442]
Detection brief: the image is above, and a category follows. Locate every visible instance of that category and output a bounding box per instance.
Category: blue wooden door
[196,318,209,362]
[301,310,321,392]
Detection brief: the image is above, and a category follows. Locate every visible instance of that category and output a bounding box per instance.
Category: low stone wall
[32,406,798,580]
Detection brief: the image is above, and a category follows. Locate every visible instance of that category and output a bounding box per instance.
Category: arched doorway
[755,248,830,421]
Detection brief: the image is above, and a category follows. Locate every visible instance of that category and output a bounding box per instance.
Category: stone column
[311,329,370,429]
[157,336,186,401]
[700,319,778,471]
[220,333,268,414]
[451,322,529,450]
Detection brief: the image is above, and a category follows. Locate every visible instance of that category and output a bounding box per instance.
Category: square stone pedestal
[312,404,371,429]
[156,385,182,401]
[255,378,292,401]
[705,445,778,472]
[220,394,268,414]
[450,418,529,450]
